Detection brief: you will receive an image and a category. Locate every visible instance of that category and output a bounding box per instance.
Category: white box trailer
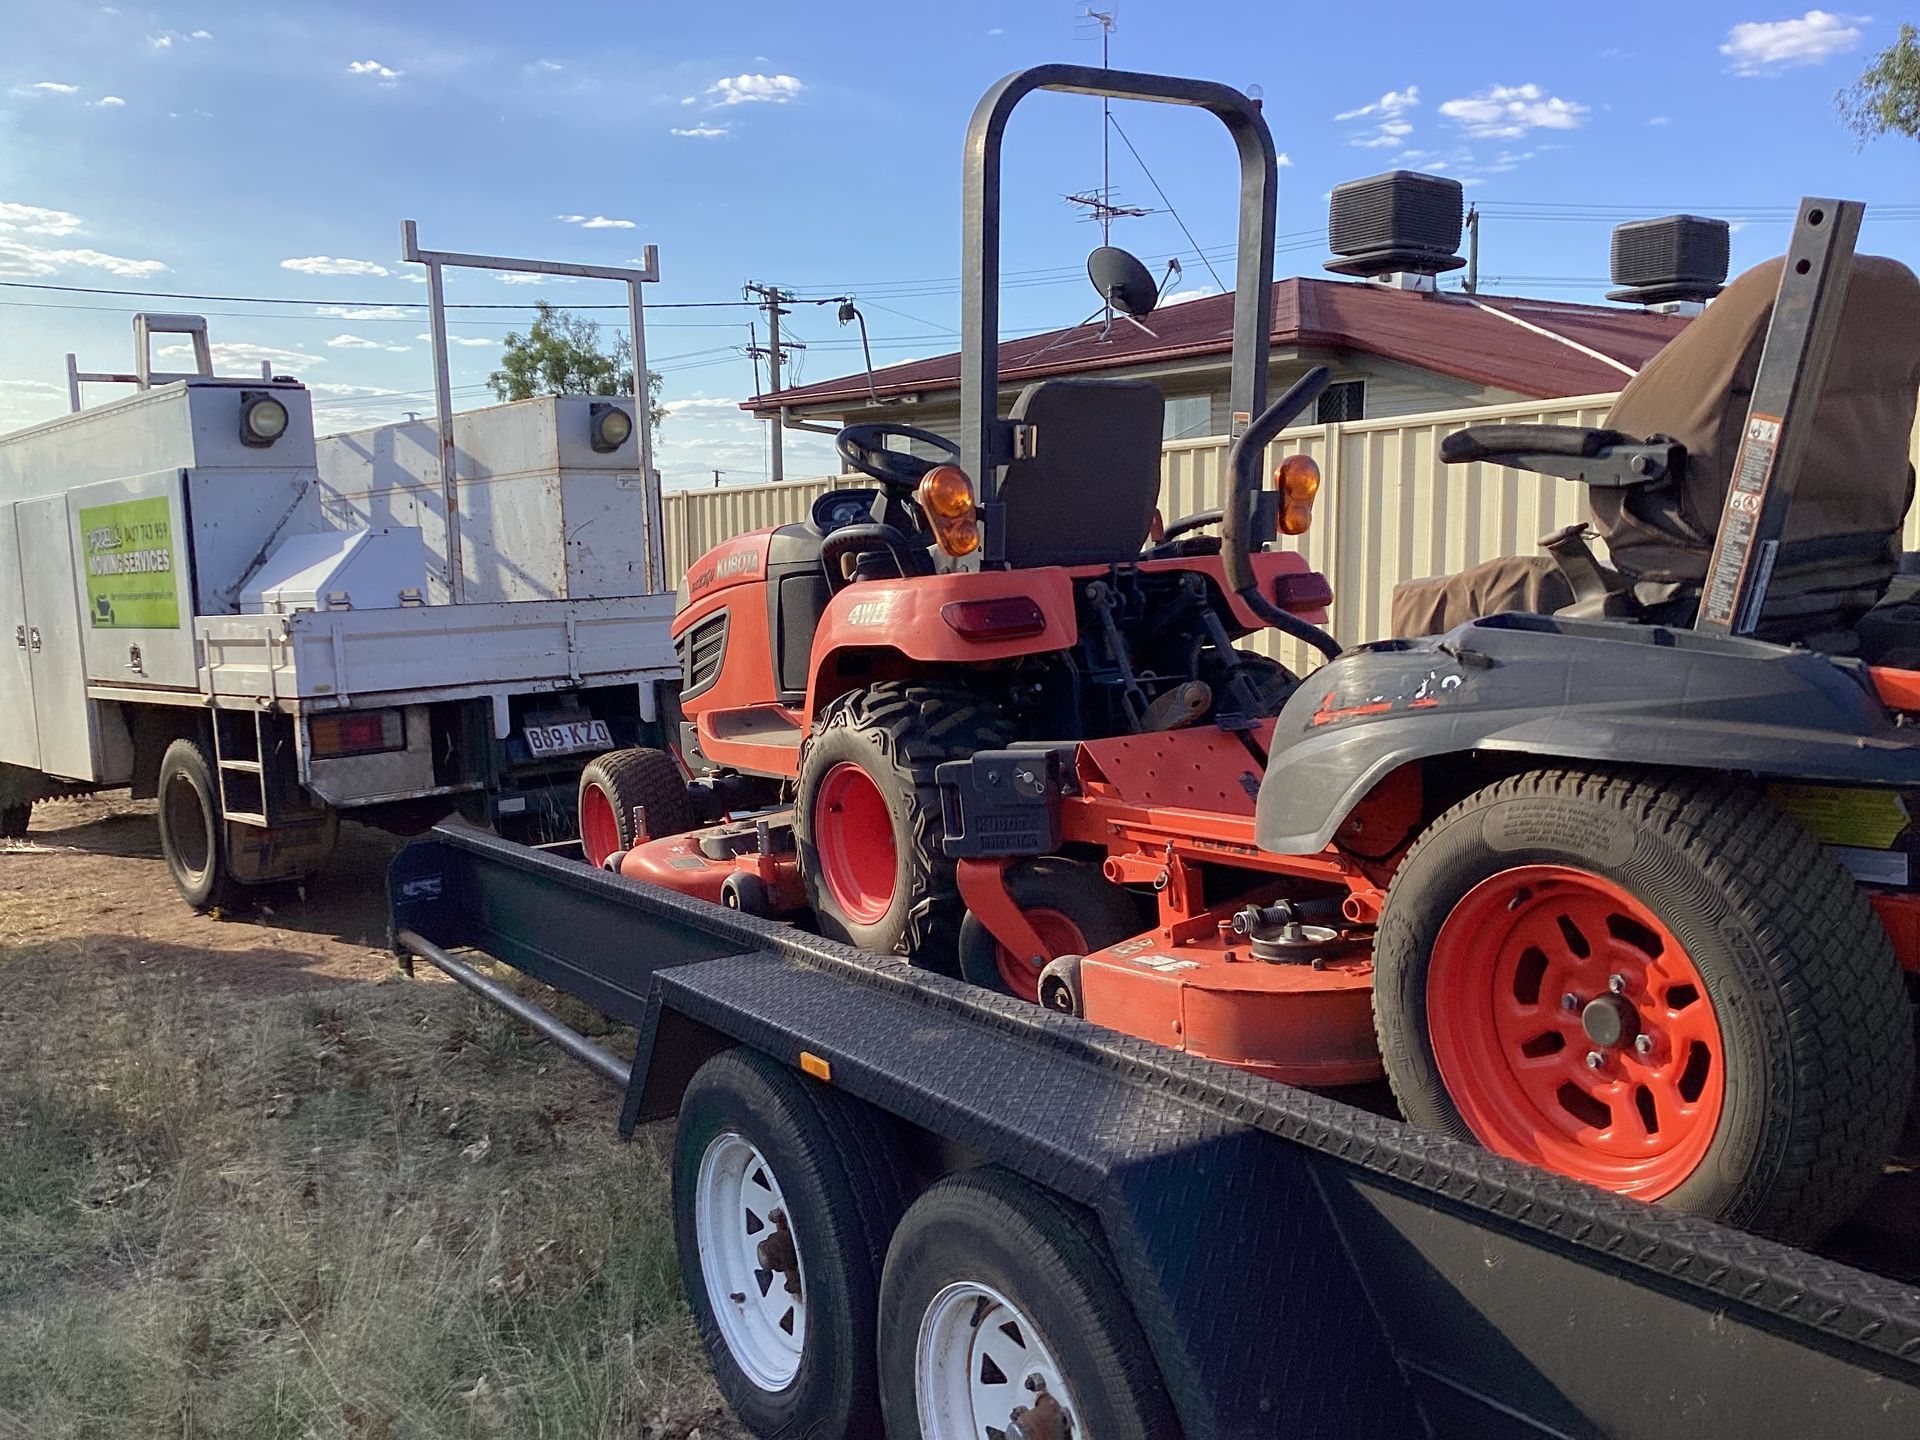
[0,309,678,908]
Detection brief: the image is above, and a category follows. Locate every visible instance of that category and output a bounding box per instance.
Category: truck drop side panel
[389,826,1920,1440]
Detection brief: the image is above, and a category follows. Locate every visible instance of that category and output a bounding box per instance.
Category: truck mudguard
[1257,611,1920,854]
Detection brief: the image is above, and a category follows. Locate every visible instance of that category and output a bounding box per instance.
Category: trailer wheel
[878,1167,1176,1440]
[156,737,242,913]
[796,683,1011,970]
[673,1047,908,1439]
[1375,767,1914,1243]
[956,858,1142,1003]
[577,746,693,867]
[0,800,29,839]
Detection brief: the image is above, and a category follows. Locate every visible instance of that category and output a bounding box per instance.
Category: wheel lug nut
[1634,1034,1654,1056]
[1608,974,1627,995]
[1585,1050,1605,1070]
[1561,992,1580,1012]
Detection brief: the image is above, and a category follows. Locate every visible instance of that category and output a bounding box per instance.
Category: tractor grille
[678,612,729,695]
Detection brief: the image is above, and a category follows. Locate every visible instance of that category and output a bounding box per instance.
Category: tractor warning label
[77,495,180,629]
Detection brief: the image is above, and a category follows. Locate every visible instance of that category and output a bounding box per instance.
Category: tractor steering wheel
[836,422,961,492]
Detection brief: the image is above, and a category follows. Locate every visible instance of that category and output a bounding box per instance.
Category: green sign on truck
[77,495,180,629]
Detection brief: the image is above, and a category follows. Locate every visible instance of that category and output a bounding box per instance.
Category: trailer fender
[1257,611,1920,854]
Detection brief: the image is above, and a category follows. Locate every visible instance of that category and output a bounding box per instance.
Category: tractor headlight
[239,392,290,448]
[590,402,634,453]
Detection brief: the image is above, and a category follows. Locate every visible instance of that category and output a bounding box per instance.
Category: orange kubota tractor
[579,65,1920,1244]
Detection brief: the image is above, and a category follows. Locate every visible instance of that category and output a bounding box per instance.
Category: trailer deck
[390,824,1920,1439]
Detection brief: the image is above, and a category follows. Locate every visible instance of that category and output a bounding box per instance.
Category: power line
[1104,113,1229,294]
[0,278,853,311]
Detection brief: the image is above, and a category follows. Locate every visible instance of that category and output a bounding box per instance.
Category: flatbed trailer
[389,823,1920,1439]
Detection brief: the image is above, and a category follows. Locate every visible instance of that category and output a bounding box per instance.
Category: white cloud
[347,59,403,84]
[1335,86,1419,148]
[190,29,211,40]
[497,272,576,285]
[1160,284,1221,306]
[708,73,803,105]
[160,340,320,371]
[532,58,563,72]
[281,255,391,277]
[663,396,746,415]
[556,214,636,229]
[0,236,165,278]
[672,124,730,139]
[0,202,84,236]
[416,333,495,346]
[1275,152,1294,167]
[26,81,80,94]
[1438,83,1588,139]
[988,26,1005,35]
[1647,115,1671,125]
[148,33,173,49]
[1720,10,1864,75]
[93,95,126,108]
[315,303,413,320]
[326,334,411,352]
[0,378,63,393]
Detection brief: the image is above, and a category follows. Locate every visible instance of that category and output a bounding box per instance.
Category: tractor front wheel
[795,683,1011,970]
[1374,767,1914,1244]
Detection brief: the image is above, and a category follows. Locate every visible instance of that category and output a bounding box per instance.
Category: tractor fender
[805,568,1080,709]
[1256,611,1920,854]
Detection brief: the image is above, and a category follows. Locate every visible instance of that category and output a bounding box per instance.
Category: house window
[1163,394,1213,440]
[1316,380,1365,424]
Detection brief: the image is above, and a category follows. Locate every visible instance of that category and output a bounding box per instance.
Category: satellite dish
[1088,246,1159,318]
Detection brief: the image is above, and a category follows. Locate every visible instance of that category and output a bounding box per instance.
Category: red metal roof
[745,277,1690,414]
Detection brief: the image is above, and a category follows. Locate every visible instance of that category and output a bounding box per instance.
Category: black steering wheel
[836,422,960,492]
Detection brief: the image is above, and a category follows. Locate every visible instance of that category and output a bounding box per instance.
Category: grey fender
[1257,612,1920,854]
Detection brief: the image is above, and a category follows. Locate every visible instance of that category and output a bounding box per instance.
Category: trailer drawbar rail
[389,824,1920,1438]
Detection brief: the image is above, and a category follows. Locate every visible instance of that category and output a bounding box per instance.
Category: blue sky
[2,2,1915,488]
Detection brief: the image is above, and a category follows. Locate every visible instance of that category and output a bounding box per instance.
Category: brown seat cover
[1391,253,1920,637]
[1595,254,1920,584]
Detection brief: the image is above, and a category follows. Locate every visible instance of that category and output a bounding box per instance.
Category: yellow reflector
[799,1051,832,1082]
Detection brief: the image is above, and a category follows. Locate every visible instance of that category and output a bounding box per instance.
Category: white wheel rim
[917,1279,1077,1440]
[694,1130,807,1391]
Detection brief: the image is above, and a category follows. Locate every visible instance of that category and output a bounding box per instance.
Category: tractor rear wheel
[577,746,694,868]
[1374,766,1914,1244]
[957,858,1143,1003]
[795,683,1011,970]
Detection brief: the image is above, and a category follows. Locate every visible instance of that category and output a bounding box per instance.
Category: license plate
[522,719,612,758]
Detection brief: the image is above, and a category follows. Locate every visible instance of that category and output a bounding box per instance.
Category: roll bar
[959,65,1280,563]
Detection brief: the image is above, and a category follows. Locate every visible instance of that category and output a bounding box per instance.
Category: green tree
[1837,23,1920,143]
[487,300,666,429]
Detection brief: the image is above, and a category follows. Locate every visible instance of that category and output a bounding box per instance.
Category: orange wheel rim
[579,782,622,868]
[815,762,897,925]
[1426,865,1725,1200]
[994,907,1088,1005]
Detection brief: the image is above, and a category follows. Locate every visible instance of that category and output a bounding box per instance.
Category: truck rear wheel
[577,746,693,868]
[956,858,1143,1002]
[673,1047,908,1439]
[878,1167,1176,1440]
[0,800,29,839]
[795,683,1011,970]
[156,737,242,913]
[1375,767,1914,1244]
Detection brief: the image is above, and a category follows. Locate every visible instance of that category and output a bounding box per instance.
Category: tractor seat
[995,377,1165,568]
[1394,254,1920,646]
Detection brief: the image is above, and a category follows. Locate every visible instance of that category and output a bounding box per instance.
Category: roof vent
[1325,171,1465,290]
[1607,215,1729,311]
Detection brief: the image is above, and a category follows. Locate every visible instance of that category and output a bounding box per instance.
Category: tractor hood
[1257,612,1920,855]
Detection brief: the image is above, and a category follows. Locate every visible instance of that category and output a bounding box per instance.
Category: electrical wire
[1104,113,1228,293]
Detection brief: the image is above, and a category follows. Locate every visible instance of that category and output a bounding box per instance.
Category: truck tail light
[310,709,405,758]
[941,596,1047,640]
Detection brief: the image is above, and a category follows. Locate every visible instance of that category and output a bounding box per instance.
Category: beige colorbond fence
[665,392,1920,673]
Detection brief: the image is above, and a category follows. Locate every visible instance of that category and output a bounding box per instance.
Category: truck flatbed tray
[389,824,1920,1439]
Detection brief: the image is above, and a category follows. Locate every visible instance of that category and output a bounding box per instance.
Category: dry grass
[0,928,741,1439]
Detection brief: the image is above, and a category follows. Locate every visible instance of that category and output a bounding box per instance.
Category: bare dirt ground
[0,794,746,1440]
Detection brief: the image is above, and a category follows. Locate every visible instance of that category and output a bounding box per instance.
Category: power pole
[712,468,725,488]
[744,283,803,483]
[1464,205,1480,294]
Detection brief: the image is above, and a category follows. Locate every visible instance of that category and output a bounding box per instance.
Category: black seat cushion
[996,378,1165,568]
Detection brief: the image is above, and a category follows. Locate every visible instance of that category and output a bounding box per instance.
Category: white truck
[0,300,678,909]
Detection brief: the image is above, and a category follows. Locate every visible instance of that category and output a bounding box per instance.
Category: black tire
[878,1167,1177,1440]
[156,736,242,913]
[1375,767,1914,1243]
[673,1047,909,1440]
[0,800,29,839]
[576,746,694,867]
[1210,649,1298,718]
[794,682,1011,970]
[957,857,1143,1000]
